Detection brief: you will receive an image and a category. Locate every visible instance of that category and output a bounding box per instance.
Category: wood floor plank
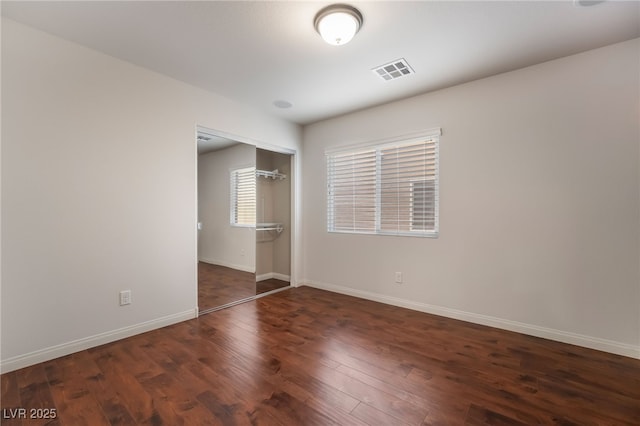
[141,325,270,425]
[1,372,24,426]
[336,363,433,411]
[465,403,529,426]
[303,361,429,424]
[195,390,257,426]
[350,402,413,426]
[256,391,339,426]
[138,372,220,425]
[166,343,277,423]
[72,353,137,426]
[44,356,111,426]
[89,345,161,424]
[15,365,61,426]
[263,374,369,426]
[265,346,361,415]
[301,336,415,378]
[2,286,639,425]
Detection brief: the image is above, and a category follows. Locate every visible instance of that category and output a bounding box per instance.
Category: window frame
[326,129,440,238]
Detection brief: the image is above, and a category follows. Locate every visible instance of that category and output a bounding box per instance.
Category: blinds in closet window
[230,167,256,226]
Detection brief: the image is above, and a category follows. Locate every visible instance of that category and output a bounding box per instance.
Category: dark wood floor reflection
[2,287,639,425]
[198,262,289,311]
[198,262,255,310]
[257,278,289,295]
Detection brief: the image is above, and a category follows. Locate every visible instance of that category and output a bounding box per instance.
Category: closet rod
[256,169,286,180]
[256,223,284,233]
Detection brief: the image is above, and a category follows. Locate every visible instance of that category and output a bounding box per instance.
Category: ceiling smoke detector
[372,58,414,81]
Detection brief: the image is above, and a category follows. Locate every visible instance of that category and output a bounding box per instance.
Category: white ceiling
[3,1,639,125]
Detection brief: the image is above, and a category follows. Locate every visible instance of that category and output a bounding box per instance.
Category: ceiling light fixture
[314,4,363,46]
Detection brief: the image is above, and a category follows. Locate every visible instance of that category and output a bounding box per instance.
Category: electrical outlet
[119,290,132,306]
[395,272,403,284]
[241,249,245,257]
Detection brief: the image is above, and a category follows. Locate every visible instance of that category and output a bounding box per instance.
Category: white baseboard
[256,272,291,282]
[198,257,255,273]
[302,279,640,360]
[0,308,198,374]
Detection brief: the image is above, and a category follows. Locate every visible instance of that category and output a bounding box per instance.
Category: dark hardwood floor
[198,262,256,310]
[2,287,639,425]
[257,278,289,295]
[198,262,289,311]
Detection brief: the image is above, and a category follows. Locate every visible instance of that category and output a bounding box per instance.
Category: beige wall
[302,38,640,357]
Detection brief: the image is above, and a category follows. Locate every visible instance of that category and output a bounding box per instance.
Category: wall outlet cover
[119,290,132,306]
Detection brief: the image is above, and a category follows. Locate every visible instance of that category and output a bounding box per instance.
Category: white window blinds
[230,167,256,226]
[327,133,439,237]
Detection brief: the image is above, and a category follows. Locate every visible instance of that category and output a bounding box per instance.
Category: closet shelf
[256,169,286,180]
[256,222,284,233]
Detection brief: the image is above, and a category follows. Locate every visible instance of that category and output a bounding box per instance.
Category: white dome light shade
[317,12,358,45]
[314,5,363,46]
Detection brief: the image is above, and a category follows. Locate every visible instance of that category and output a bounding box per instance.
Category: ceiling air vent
[372,58,414,81]
[197,135,212,142]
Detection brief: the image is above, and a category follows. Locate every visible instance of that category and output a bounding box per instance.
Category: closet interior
[256,148,291,294]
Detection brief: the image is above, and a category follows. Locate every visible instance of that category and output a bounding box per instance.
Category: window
[230,167,256,226]
[326,131,439,237]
